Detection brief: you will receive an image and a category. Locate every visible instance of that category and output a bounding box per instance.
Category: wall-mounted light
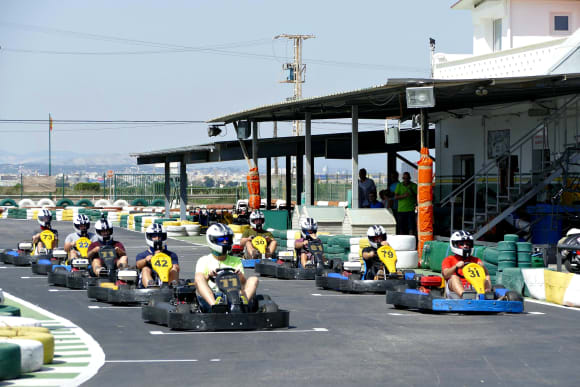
[406,86,436,108]
[207,125,222,137]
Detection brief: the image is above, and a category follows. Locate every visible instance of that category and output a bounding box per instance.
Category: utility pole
[274,33,315,176]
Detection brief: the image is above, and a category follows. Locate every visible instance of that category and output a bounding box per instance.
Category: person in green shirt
[394,172,417,236]
[240,210,277,259]
[195,223,259,312]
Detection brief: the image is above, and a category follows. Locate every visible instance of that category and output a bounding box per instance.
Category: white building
[434,0,580,79]
[432,0,580,241]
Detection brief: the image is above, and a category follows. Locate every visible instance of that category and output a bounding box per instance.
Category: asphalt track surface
[1,219,580,387]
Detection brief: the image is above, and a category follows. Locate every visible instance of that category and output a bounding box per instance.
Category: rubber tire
[93,199,111,207]
[56,198,74,207]
[131,198,149,206]
[151,199,165,207]
[0,199,17,207]
[113,199,129,207]
[506,291,523,302]
[36,198,55,208]
[0,343,21,380]
[0,317,41,327]
[387,235,416,251]
[396,251,419,269]
[18,199,35,208]
[0,306,21,317]
[75,199,94,207]
[0,338,43,373]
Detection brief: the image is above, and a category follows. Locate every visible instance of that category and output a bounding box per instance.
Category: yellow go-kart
[87,248,174,305]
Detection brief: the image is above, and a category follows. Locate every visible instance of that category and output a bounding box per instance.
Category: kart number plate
[75,237,91,258]
[252,236,267,254]
[40,230,56,250]
[151,252,172,283]
[218,276,239,291]
[377,245,397,274]
[464,263,486,294]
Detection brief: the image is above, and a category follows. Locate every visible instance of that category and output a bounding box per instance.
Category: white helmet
[300,217,318,239]
[367,225,387,249]
[206,223,234,256]
[146,223,167,250]
[249,210,265,230]
[37,209,52,227]
[450,230,474,258]
[73,214,90,236]
[95,218,113,242]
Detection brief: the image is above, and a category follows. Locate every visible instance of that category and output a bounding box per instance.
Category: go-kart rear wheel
[505,291,523,302]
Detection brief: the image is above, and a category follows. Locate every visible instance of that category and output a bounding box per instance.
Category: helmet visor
[370,235,386,244]
[455,240,473,249]
[38,215,51,223]
[252,218,265,225]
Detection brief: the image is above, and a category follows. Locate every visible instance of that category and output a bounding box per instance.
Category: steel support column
[252,121,258,168]
[305,112,313,205]
[296,145,303,206]
[266,157,272,209]
[164,161,170,217]
[179,157,187,221]
[285,155,291,219]
[352,105,359,209]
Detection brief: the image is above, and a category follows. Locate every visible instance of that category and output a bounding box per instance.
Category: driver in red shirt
[441,230,491,298]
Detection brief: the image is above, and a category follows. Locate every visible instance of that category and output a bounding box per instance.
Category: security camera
[208,125,222,137]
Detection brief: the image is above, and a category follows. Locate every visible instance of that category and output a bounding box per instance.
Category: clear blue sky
[0,0,472,172]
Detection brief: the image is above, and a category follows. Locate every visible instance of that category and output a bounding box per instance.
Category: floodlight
[406,86,435,108]
[207,125,222,137]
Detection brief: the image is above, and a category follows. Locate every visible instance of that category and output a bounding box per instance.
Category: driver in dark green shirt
[240,210,277,259]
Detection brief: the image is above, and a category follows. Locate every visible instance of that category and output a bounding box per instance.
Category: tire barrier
[93,199,111,208]
[36,198,55,208]
[131,198,149,207]
[0,199,17,207]
[0,306,20,317]
[18,199,35,208]
[387,235,417,251]
[113,199,129,207]
[75,199,94,207]
[0,316,42,328]
[150,199,165,207]
[0,338,43,373]
[0,343,21,380]
[56,198,74,207]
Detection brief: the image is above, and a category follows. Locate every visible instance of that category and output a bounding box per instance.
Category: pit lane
[1,219,579,387]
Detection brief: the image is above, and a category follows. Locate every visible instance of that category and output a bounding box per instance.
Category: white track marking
[88,305,140,309]
[105,359,199,363]
[49,289,84,292]
[4,292,105,387]
[525,298,580,311]
[20,276,47,279]
[312,293,382,297]
[150,327,328,335]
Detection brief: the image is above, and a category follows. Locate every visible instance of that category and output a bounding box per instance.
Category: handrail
[440,94,580,206]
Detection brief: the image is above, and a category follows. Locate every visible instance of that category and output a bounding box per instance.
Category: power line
[0,21,429,73]
[0,119,204,124]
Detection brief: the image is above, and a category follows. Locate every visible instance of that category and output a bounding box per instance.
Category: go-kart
[48,237,91,287]
[386,263,524,313]
[142,268,289,331]
[557,231,580,273]
[241,235,277,268]
[87,247,173,305]
[316,245,414,293]
[30,230,61,275]
[1,242,34,266]
[254,238,338,280]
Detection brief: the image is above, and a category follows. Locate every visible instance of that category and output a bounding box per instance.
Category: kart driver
[361,225,392,280]
[294,217,319,268]
[195,223,258,312]
[240,210,277,259]
[32,209,59,253]
[86,218,128,276]
[63,214,98,259]
[441,230,491,298]
[135,224,180,287]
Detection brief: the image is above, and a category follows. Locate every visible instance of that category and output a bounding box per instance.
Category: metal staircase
[439,95,580,239]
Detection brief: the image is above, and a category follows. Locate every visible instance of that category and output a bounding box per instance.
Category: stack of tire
[61,209,74,222]
[324,235,351,262]
[0,314,55,379]
[497,236,518,272]
[181,221,201,236]
[516,241,533,268]
[271,229,299,255]
[163,221,187,237]
[7,208,27,219]
[120,214,129,229]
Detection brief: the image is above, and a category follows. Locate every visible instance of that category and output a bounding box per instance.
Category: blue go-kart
[386,263,524,313]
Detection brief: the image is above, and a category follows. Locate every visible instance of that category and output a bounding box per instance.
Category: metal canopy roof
[131,128,434,165]
[208,75,580,123]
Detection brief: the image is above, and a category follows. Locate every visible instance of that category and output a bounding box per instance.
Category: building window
[493,18,502,52]
[551,13,571,34]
